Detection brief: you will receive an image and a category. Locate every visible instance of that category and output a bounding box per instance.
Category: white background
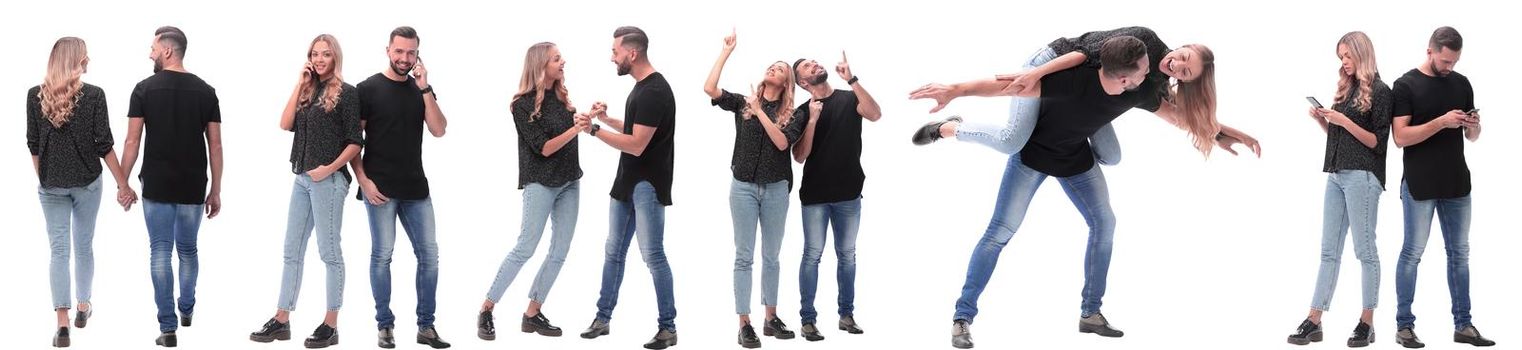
[2,0,1515,349]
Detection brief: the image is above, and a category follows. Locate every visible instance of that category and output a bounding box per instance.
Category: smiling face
[1160,47,1205,82]
[309,40,335,78]
[763,61,789,87]
[387,36,419,77]
[795,59,827,86]
[544,46,565,83]
[611,36,635,76]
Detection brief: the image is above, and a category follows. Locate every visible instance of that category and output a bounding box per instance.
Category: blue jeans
[144,199,205,332]
[1395,181,1473,330]
[276,173,350,311]
[731,179,789,315]
[953,154,1115,323]
[1309,170,1381,311]
[486,181,580,304]
[368,197,440,329]
[799,197,861,324]
[955,47,1121,165]
[39,176,102,310]
[594,181,677,331]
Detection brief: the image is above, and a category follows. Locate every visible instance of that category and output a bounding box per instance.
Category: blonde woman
[27,36,136,348]
[702,29,805,348]
[912,26,1258,159]
[249,34,361,349]
[1285,31,1392,348]
[477,41,585,341]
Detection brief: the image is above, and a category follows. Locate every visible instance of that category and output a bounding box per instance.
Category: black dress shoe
[53,327,69,348]
[378,327,395,349]
[838,316,864,334]
[800,323,824,342]
[643,328,678,350]
[303,323,338,349]
[1397,328,1425,348]
[249,318,291,343]
[912,116,963,146]
[738,324,761,349]
[477,310,496,340]
[1286,318,1323,345]
[1454,325,1496,347]
[74,307,92,329]
[1348,321,1375,347]
[763,317,795,339]
[580,319,610,339]
[952,319,974,349]
[180,313,192,328]
[156,332,177,348]
[416,326,451,349]
[523,312,563,337]
[1078,313,1124,337]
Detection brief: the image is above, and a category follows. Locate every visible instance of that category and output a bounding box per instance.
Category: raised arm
[703,30,737,100]
[837,51,881,121]
[413,57,447,137]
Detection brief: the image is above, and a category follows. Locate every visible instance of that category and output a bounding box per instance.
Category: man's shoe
[1078,313,1124,338]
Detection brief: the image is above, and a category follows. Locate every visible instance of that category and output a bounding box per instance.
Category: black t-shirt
[611,72,676,206]
[1392,68,1475,200]
[1048,26,1170,110]
[1021,66,1159,177]
[357,73,430,200]
[795,89,865,205]
[128,71,221,204]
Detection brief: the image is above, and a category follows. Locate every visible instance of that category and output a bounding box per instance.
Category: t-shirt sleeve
[631,85,673,128]
[782,106,807,145]
[712,89,745,113]
[339,86,363,147]
[1462,76,1476,111]
[128,83,145,118]
[357,82,374,121]
[511,97,553,157]
[1391,79,1413,118]
[206,88,222,124]
[88,87,114,157]
[26,87,41,156]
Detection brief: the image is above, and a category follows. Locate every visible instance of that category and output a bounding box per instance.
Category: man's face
[611,37,634,76]
[1427,47,1462,77]
[388,36,419,77]
[149,36,166,73]
[796,59,827,86]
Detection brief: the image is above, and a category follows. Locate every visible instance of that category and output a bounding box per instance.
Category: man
[789,50,883,342]
[577,26,680,350]
[1390,26,1496,349]
[349,26,451,349]
[121,25,224,348]
[910,36,1255,349]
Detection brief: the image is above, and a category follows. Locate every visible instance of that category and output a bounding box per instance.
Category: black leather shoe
[53,327,69,348]
[838,316,864,334]
[1454,325,1496,347]
[477,310,496,340]
[763,317,794,339]
[1348,321,1375,347]
[912,116,963,145]
[643,328,678,350]
[74,306,92,329]
[303,323,338,349]
[180,313,192,328]
[378,327,395,349]
[1286,318,1323,345]
[800,323,824,341]
[580,319,610,339]
[155,332,177,347]
[1078,313,1124,337]
[738,324,761,349]
[952,319,974,349]
[523,312,563,337]
[249,318,292,343]
[416,326,451,349]
[1397,328,1425,348]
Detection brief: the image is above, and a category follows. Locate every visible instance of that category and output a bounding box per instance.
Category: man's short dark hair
[1098,36,1146,78]
[613,26,648,55]
[155,26,187,58]
[792,58,807,85]
[1429,26,1463,51]
[390,26,419,44]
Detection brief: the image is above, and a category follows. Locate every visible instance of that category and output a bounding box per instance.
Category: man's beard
[153,57,163,73]
[1429,61,1451,77]
[616,58,632,76]
[806,71,827,85]
[392,61,412,77]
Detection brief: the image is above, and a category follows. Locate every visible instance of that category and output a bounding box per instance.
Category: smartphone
[307,65,319,81]
[1306,96,1324,109]
[1467,108,1479,115]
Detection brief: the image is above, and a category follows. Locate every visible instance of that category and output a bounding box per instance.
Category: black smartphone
[308,65,319,81]
[1467,108,1479,115]
[1306,96,1324,109]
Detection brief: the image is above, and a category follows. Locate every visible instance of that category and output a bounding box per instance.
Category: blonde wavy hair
[513,42,574,121]
[1335,31,1378,114]
[39,37,88,127]
[297,34,344,113]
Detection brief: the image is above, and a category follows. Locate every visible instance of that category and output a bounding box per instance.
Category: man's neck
[161,62,186,73]
[1417,61,1439,77]
[382,69,408,82]
[1096,69,1124,95]
[805,82,834,100]
[630,62,656,82]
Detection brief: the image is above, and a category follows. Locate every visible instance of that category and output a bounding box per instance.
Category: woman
[248,34,361,349]
[912,26,1227,158]
[477,41,585,341]
[27,36,137,348]
[1286,31,1391,348]
[701,29,805,348]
